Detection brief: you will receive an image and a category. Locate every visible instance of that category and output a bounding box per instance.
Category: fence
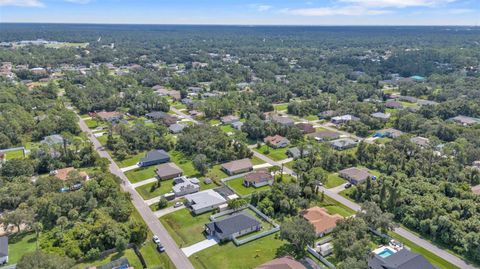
[307,246,336,269]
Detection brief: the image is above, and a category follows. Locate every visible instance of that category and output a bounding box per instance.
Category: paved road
[77,115,194,269]
[170,107,198,123]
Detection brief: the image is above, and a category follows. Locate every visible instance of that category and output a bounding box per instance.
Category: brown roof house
[155,162,183,180]
[221,158,253,176]
[339,167,375,185]
[52,167,89,181]
[264,135,290,148]
[295,123,315,134]
[244,170,274,188]
[256,256,307,269]
[96,111,123,122]
[301,206,343,237]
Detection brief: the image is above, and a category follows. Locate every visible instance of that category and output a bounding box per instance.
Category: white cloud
[0,0,44,7]
[283,6,391,16]
[339,0,456,8]
[447,8,474,14]
[249,4,272,12]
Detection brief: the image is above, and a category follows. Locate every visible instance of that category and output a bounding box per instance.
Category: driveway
[131,177,157,188]
[154,205,185,218]
[120,164,140,172]
[181,236,219,257]
[328,184,346,194]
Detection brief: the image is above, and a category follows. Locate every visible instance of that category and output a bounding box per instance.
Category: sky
[0,0,479,25]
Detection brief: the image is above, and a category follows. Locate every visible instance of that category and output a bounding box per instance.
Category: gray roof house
[330,138,357,150]
[221,115,240,124]
[371,112,391,120]
[449,115,480,126]
[139,150,170,167]
[172,176,200,197]
[185,189,227,215]
[41,134,64,145]
[287,147,311,158]
[169,123,187,134]
[368,248,436,269]
[270,115,295,126]
[339,167,374,185]
[375,128,404,139]
[231,121,244,130]
[221,159,253,176]
[0,236,7,265]
[156,162,183,180]
[410,136,430,147]
[205,213,261,241]
[308,131,340,141]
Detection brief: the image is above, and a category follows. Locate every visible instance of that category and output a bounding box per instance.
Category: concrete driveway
[181,236,219,257]
[121,164,140,172]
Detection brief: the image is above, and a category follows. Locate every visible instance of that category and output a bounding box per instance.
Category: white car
[174,202,183,208]
[152,235,161,245]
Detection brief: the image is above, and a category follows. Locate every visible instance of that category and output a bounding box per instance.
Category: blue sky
[0,0,479,25]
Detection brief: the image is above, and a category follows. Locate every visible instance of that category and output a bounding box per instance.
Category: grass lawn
[136,179,174,200]
[97,135,108,145]
[250,156,266,165]
[139,241,176,269]
[315,194,357,217]
[73,248,142,269]
[374,137,392,144]
[4,149,25,160]
[159,208,211,247]
[84,118,101,129]
[220,124,236,134]
[253,144,289,162]
[304,115,319,121]
[208,119,221,126]
[125,165,157,183]
[325,173,346,189]
[115,151,146,168]
[273,103,288,111]
[6,232,37,264]
[226,177,271,196]
[170,150,200,177]
[189,234,285,269]
[205,164,228,180]
[388,232,460,269]
[283,161,294,169]
[339,187,356,202]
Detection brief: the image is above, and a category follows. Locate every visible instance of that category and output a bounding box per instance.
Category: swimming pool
[378,248,395,258]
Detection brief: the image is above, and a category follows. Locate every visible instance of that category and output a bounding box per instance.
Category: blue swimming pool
[378,248,394,258]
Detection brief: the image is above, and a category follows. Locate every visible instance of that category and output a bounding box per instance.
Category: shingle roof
[256,256,307,269]
[0,236,8,258]
[141,150,170,163]
[221,159,252,173]
[301,207,343,235]
[368,248,436,269]
[156,162,182,178]
[339,167,374,182]
[185,189,226,211]
[245,170,273,183]
[206,213,260,238]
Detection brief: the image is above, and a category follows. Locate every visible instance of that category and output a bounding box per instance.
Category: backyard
[226,177,271,196]
[5,232,36,265]
[253,144,289,161]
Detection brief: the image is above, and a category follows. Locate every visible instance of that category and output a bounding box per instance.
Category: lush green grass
[115,151,146,168]
[97,135,108,145]
[45,42,89,48]
[73,248,143,269]
[208,119,221,125]
[220,124,236,134]
[325,173,346,188]
[205,164,229,180]
[136,179,174,200]
[125,165,157,183]
[283,161,294,169]
[159,208,211,247]
[250,156,266,165]
[374,137,392,144]
[4,149,25,160]
[388,232,460,269]
[273,103,288,111]
[189,234,285,269]
[400,101,418,108]
[338,187,356,202]
[253,144,289,161]
[84,118,101,129]
[6,232,37,264]
[304,115,319,121]
[314,195,357,217]
[139,241,176,269]
[170,150,200,177]
[172,102,187,109]
[226,177,271,196]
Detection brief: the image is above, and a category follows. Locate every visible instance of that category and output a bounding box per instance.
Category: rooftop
[301,206,343,235]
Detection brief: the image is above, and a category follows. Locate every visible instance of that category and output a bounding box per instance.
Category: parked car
[345,183,352,188]
[174,201,183,208]
[157,243,165,252]
[152,235,161,245]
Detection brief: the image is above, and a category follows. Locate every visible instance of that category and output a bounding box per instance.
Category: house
[231,121,244,130]
[301,207,343,237]
[220,115,240,124]
[410,136,430,147]
[52,167,89,181]
[153,85,181,101]
[185,189,227,215]
[331,114,359,124]
[221,159,253,175]
[244,170,274,188]
[270,115,295,126]
[339,167,374,185]
[449,115,480,126]
[308,131,340,141]
[155,162,183,180]
[375,128,404,139]
[41,134,64,145]
[205,213,261,241]
[145,111,178,126]
[385,100,403,109]
[368,247,435,269]
[330,138,357,150]
[417,99,438,106]
[139,150,170,167]
[397,96,417,103]
[371,112,391,120]
[471,185,480,195]
[295,123,315,134]
[318,110,337,119]
[172,176,200,196]
[0,236,8,265]
[264,135,290,148]
[256,256,307,269]
[169,123,187,134]
[96,111,123,122]
[286,147,310,158]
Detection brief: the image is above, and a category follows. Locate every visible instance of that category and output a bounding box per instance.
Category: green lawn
[74,248,143,269]
[314,195,357,217]
[339,187,356,202]
[253,144,289,161]
[115,151,146,168]
[97,135,108,145]
[325,173,346,188]
[139,241,176,269]
[189,234,285,269]
[159,208,211,247]
[6,232,37,264]
[273,103,288,111]
[205,164,229,180]
[170,150,200,177]
[208,119,221,125]
[136,178,175,200]
[388,232,460,269]
[226,177,271,196]
[250,156,266,165]
[84,118,101,129]
[220,124,236,134]
[304,115,319,121]
[4,149,25,160]
[125,165,157,183]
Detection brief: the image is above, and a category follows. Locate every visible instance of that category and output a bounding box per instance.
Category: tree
[56,216,68,233]
[158,197,168,209]
[17,250,75,269]
[193,154,208,175]
[227,198,247,211]
[32,222,43,250]
[357,201,395,234]
[279,217,316,258]
[333,218,371,262]
[0,158,34,179]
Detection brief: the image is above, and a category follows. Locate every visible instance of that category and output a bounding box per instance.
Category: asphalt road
[77,115,193,269]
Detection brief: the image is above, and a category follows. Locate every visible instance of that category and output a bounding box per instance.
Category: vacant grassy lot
[325,173,346,188]
[189,234,285,269]
[315,194,357,217]
[304,115,319,121]
[220,124,236,134]
[273,103,288,111]
[125,165,157,183]
[205,164,229,180]
[73,248,143,269]
[84,118,101,129]
[250,156,266,165]
[226,177,271,196]
[115,151,146,168]
[136,179,175,200]
[254,144,289,161]
[139,241,176,269]
[6,232,37,264]
[159,208,211,247]
[170,150,200,177]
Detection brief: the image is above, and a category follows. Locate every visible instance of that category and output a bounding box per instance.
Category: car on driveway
[345,183,352,188]
[174,201,183,208]
[157,243,165,252]
[153,235,161,245]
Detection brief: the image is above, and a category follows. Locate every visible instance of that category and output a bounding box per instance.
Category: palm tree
[33,222,43,250]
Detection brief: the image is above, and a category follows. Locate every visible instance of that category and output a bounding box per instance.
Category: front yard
[159,208,211,247]
[325,173,346,188]
[226,177,271,196]
[314,194,357,217]
[253,144,289,161]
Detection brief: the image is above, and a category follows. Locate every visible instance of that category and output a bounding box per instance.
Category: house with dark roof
[139,150,170,167]
[295,123,315,134]
[256,256,307,269]
[270,115,295,126]
[244,170,273,188]
[368,248,436,269]
[221,159,253,175]
[264,135,290,148]
[339,167,374,185]
[205,213,261,241]
[385,100,403,109]
[286,146,311,158]
[375,128,404,139]
[145,111,178,126]
[0,236,8,265]
[156,162,183,180]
